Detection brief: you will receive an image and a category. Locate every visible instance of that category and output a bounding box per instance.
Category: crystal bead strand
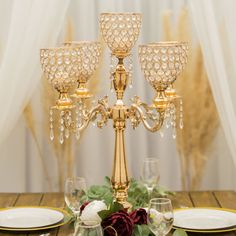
[179,99,184,129]
[49,109,54,141]
[75,100,84,140]
[170,103,177,139]
[127,54,133,88]
[165,105,171,129]
[75,105,80,140]
[59,111,64,144]
[64,111,71,139]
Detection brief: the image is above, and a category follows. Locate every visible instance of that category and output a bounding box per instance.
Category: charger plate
[0,206,71,231]
[173,207,236,233]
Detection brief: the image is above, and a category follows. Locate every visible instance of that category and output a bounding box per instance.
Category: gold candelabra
[40,13,188,208]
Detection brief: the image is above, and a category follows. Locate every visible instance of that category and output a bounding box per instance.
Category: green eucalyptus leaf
[173,229,188,236]
[97,201,124,221]
[132,224,155,236]
[104,176,111,186]
[110,201,124,212]
[98,209,111,220]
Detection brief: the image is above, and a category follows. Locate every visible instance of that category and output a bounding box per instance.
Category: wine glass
[141,158,160,195]
[65,177,87,216]
[74,221,103,236]
[147,198,174,236]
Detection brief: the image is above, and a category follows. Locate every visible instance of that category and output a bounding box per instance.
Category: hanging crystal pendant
[172,127,177,139]
[59,111,64,144]
[59,131,64,144]
[50,127,54,141]
[169,103,177,139]
[76,129,80,140]
[76,101,84,128]
[165,106,171,129]
[127,54,133,88]
[49,109,54,141]
[65,128,70,139]
[66,110,72,127]
[170,103,176,127]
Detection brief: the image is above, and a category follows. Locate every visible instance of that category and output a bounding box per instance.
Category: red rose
[129,208,147,225]
[80,201,90,214]
[102,210,134,236]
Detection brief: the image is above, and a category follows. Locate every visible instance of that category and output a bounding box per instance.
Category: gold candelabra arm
[129,96,165,132]
[62,96,110,134]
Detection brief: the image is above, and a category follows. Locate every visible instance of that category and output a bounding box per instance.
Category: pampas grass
[162,8,219,190]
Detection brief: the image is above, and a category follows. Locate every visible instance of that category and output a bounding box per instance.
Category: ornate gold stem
[111,120,131,208]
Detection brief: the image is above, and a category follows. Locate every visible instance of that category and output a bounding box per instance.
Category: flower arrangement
[68,177,187,236]
[80,200,150,235]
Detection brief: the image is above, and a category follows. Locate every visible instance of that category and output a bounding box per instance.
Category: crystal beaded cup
[139,42,188,91]
[64,41,101,82]
[40,46,81,92]
[100,13,142,54]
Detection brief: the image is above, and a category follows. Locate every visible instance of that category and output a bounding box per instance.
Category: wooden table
[0,191,235,235]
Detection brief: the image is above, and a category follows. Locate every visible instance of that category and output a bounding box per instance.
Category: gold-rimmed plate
[173,207,236,233]
[0,206,72,231]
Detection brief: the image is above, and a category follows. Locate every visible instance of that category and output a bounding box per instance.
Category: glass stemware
[74,221,104,236]
[147,198,174,236]
[64,177,87,216]
[141,158,160,195]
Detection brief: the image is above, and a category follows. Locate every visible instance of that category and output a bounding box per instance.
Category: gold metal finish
[55,93,75,110]
[40,12,188,208]
[72,80,93,99]
[113,56,128,101]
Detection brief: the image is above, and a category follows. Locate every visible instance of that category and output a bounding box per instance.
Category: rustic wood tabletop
[0,191,235,235]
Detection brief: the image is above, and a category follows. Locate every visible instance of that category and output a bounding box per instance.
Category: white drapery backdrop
[0,0,70,144]
[0,0,235,192]
[189,0,236,167]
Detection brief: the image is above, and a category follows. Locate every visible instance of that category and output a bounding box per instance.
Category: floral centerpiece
[68,177,186,236]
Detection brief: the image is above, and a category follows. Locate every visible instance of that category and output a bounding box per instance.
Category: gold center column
[110,54,131,208]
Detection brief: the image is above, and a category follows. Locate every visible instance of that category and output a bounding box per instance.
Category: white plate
[174,208,236,230]
[0,207,64,229]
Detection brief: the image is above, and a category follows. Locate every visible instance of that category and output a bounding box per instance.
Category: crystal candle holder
[40,47,81,92]
[40,46,82,109]
[100,13,142,55]
[139,42,188,92]
[64,41,101,99]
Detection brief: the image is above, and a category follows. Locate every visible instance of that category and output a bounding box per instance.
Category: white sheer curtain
[0,0,70,145]
[189,0,236,166]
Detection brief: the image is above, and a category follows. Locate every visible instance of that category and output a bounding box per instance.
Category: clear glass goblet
[64,177,87,217]
[141,158,160,196]
[147,198,174,236]
[74,221,104,236]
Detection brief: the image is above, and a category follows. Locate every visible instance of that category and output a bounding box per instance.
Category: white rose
[144,208,164,223]
[80,200,107,225]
